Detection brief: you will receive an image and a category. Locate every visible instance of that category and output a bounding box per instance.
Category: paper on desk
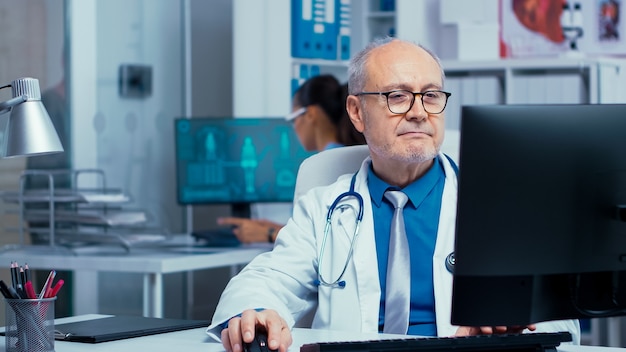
[80,193,131,203]
[23,209,148,226]
[0,189,131,204]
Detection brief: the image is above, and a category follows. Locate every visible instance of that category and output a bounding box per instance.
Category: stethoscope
[314,172,456,289]
[315,173,363,288]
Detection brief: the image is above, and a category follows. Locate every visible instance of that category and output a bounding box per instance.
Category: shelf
[18,209,148,227]
[366,11,395,19]
[1,189,131,204]
[1,168,168,252]
[291,58,349,67]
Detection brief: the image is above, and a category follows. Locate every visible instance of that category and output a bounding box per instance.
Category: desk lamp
[0,77,65,253]
[0,77,64,157]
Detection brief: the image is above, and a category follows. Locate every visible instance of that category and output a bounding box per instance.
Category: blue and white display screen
[175,117,313,205]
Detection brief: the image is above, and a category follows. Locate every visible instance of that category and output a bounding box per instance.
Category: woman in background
[217,74,365,243]
[288,75,364,151]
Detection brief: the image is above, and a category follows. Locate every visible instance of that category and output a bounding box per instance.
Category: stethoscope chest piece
[445,252,455,274]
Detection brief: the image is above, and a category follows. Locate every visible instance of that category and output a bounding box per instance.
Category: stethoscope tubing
[315,171,455,289]
[316,173,364,288]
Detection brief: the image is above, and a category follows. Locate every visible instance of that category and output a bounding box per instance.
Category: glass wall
[0,0,67,323]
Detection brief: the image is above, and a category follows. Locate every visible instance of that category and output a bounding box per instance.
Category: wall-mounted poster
[500,0,625,58]
[598,0,620,41]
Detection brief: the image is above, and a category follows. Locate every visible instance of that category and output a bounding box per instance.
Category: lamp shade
[2,77,64,158]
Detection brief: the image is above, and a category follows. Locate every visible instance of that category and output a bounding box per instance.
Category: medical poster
[500,0,626,58]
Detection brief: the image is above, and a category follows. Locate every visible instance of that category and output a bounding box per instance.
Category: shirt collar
[368,157,444,209]
[323,142,344,150]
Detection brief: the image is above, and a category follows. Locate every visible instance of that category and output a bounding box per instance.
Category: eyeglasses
[355,90,452,115]
[285,107,306,122]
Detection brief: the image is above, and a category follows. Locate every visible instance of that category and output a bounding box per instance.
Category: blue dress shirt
[368,157,445,336]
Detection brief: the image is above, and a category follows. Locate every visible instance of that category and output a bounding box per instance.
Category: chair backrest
[293,145,369,203]
[292,129,460,203]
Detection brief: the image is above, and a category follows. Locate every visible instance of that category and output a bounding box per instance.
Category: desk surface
[1,315,621,352]
[0,239,271,273]
[0,238,272,318]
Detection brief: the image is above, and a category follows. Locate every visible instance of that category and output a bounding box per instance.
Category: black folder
[53,315,210,343]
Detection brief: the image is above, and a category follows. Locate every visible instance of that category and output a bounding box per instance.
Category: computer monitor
[174,117,313,216]
[451,104,626,327]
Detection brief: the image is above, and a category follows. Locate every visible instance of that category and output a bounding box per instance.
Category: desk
[0,239,270,318]
[0,315,622,352]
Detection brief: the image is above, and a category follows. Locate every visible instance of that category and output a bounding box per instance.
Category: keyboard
[191,228,241,247]
[300,332,572,352]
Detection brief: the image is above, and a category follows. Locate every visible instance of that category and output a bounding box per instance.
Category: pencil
[23,263,30,283]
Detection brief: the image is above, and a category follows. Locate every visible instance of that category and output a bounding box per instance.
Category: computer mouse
[243,330,278,352]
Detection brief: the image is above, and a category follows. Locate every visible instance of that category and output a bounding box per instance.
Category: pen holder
[5,297,56,352]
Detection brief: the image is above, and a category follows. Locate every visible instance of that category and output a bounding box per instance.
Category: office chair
[293,145,370,203]
[290,144,369,328]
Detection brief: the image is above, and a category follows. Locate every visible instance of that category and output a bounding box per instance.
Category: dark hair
[294,74,344,125]
[294,75,365,146]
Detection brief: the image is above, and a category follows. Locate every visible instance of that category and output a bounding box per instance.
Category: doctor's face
[348,41,445,166]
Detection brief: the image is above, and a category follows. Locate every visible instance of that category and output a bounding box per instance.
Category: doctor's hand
[221,309,292,352]
[217,217,283,244]
[454,324,536,336]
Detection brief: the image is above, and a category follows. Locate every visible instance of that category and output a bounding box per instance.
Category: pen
[24,281,37,299]
[7,286,21,299]
[48,279,64,298]
[10,261,18,288]
[0,280,14,299]
[39,270,56,299]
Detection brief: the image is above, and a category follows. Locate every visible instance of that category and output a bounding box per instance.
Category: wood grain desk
[0,315,622,352]
[0,238,270,318]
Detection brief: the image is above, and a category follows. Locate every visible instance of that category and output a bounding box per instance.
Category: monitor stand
[188,202,251,248]
[231,202,251,219]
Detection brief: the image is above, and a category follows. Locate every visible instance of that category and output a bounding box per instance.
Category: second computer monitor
[174,117,313,206]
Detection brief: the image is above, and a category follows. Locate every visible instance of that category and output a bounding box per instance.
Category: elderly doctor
[207,38,581,352]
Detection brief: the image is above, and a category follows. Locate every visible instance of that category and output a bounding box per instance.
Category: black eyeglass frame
[355,90,452,114]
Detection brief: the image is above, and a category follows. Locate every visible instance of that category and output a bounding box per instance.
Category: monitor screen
[451,104,626,327]
[174,117,313,205]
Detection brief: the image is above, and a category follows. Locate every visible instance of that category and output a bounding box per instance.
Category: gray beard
[369,141,439,164]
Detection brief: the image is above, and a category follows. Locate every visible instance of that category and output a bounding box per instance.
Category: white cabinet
[438,57,626,161]
[442,57,626,130]
[350,0,439,56]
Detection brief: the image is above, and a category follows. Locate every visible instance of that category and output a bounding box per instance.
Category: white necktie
[383,190,410,334]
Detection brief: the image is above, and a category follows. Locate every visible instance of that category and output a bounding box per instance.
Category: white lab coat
[207,154,581,343]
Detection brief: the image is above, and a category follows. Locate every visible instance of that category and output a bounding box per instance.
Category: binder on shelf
[291,63,308,95]
[291,0,314,58]
[380,0,395,11]
[337,0,351,60]
[318,0,338,60]
[291,0,338,60]
[290,63,322,96]
[310,64,320,77]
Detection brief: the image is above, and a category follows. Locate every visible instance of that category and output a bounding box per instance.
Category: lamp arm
[0,95,28,114]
